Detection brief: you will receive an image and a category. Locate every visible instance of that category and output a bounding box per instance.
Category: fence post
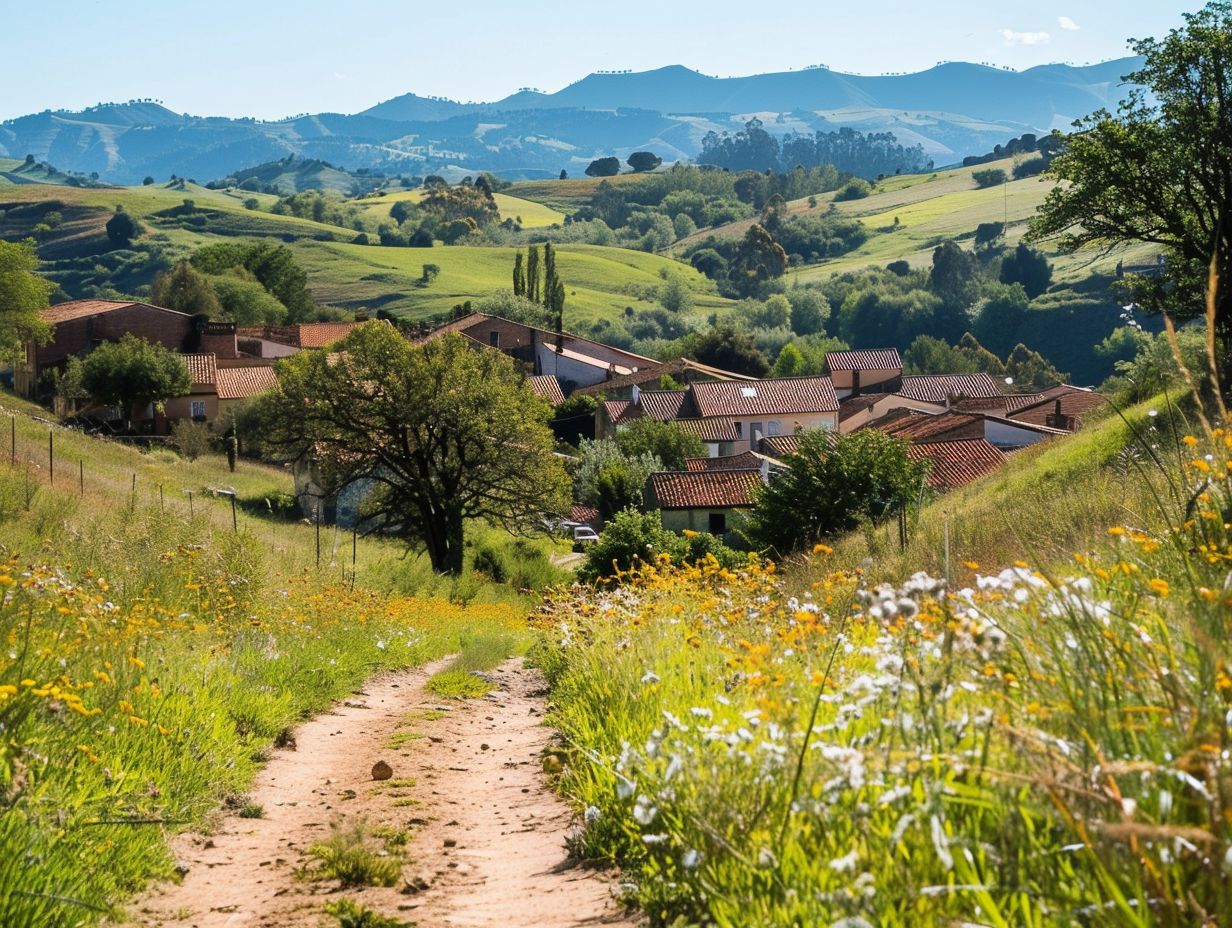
[10,417,14,466]
[79,459,83,496]
[130,473,136,510]
[943,511,951,588]
[230,492,237,532]
[315,505,322,568]
[48,430,53,486]
[160,484,165,512]
[188,491,194,518]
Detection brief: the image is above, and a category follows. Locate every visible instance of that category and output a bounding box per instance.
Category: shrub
[972,168,1007,188]
[832,178,871,201]
[170,419,215,461]
[307,821,401,887]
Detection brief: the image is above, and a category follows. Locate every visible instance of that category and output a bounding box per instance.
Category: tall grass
[538,383,1232,923]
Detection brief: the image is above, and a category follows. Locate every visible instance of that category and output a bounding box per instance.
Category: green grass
[323,898,410,928]
[425,627,524,698]
[290,239,731,325]
[355,188,566,229]
[306,820,402,887]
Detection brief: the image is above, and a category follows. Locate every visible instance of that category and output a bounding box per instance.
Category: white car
[572,526,600,549]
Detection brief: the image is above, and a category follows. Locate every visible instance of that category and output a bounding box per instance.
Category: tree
[105,209,140,247]
[0,239,53,363]
[929,241,980,306]
[972,168,1007,189]
[773,342,806,377]
[258,327,569,574]
[745,429,928,553]
[972,282,1029,355]
[79,334,191,421]
[152,260,221,316]
[585,157,621,178]
[729,224,788,296]
[574,439,662,511]
[787,288,829,336]
[627,151,662,173]
[688,325,771,377]
[999,243,1053,298]
[658,271,695,314]
[690,248,728,280]
[614,419,704,470]
[389,200,414,225]
[1028,3,1232,378]
[1005,343,1067,391]
[974,222,1005,251]
[142,176,155,186]
[513,252,526,298]
[560,169,568,180]
[526,245,541,304]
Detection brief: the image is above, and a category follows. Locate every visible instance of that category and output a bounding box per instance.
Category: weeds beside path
[129,659,633,928]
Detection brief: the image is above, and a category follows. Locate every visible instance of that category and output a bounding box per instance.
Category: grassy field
[538,388,1232,925]
[0,387,555,926]
[669,157,1158,284]
[507,173,657,212]
[355,188,566,229]
[290,238,731,324]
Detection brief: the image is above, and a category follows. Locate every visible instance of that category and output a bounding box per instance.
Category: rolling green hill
[670,157,1159,283]
[354,188,566,229]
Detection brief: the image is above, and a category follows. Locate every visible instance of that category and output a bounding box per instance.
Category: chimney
[631,384,641,405]
[852,369,861,397]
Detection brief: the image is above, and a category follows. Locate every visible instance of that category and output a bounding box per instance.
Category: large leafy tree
[745,428,927,554]
[1028,2,1232,377]
[259,326,569,574]
[614,419,704,471]
[152,260,221,316]
[0,239,52,363]
[78,334,191,419]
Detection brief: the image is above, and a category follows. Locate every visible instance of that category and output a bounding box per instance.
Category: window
[191,400,206,420]
[708,512,727,535]
[767,420,782,436]
[489,330,500,347]
[740,386,757,398]
[734,421,744,438]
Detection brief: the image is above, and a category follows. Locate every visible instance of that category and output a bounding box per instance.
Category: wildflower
[1148,578,1170,598]
[682,530,698,538]
[640,671,659,685]
[641,834,669,845]
[615,775,637,800]
[632,795,658,825]
[681,848,701,869]
[583,805,601,824]
[812,543,833,556]
[930,815,953,871]
[829,849,860,872]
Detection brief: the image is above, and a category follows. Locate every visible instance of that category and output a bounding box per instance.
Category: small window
[734,421,744,438]
[708,512,727,535]
[191,400,206,420]
[740,386,757,398]
[768,420,782,436]
[489,330,500,347]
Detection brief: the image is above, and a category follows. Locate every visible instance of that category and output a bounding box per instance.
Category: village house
[1005,385,1109,431]
[15,299,199,399]
[643,466,767,545]
[235,322,369,358]
[570,356,755,400]
[823,348,905,398]
[420,312,655,393]
[600,375,840,453]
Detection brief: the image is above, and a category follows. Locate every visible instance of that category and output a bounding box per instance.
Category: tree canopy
[1028,1,1232,376]
[745,428,928,554]
[152,260,222,316]
[257,326,569,574]
[78,334,191,418]
[0,239,52,363]
[627,151,662,173]
[585,157,622,178]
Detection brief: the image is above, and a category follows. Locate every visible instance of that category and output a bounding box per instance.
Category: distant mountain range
[0,59,1141,186]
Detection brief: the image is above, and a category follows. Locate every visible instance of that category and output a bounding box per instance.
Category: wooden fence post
[48,430,53,486]
[79,460,83,496]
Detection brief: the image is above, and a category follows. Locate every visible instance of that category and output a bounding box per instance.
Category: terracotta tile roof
[40,299,188,324]
[690,376,839,417]
[647,469,762,509]
[528,375,565,406]
[759,434,804,458]
[897,373,1004,404]
[215,366,279,400]
[294,322,366,348]
[572,357,755,396]
[908,439,1005,490]
[873,410,986,443]
[684,451,766,471]
[568,504,600,525]
[603,399,635,424]
[180,353,217,387]
[1008,388,1109,429]
[421,312,655,365]
[1004,392,1047,413]
[824,348,903,372]
[639,390,698,420]
[838,393,884,421]
[672,418,741,443]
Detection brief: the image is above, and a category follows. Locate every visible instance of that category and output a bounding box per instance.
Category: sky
[1,1,1196,121]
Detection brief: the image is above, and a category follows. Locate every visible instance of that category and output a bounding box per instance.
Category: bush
[170,419,215,461]
[832,178,871,201]
[578,510,683,583]
[972,168,1007,188]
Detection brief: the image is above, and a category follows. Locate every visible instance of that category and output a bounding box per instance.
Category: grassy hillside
[669,157,1159,283]
[355,188,566,229]
[507,173,658,211]
[291,238,729,323]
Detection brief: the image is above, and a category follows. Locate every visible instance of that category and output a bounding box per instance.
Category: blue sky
[3,1,1194,120]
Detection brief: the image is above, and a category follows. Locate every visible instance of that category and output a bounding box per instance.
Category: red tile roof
[690,376,839,418]
[568,504,600,525]
[215,366,279,400]
[180,353,218,387]
[684,451,765,471]
[872,410,986,443]
[1008,388,1109,428]
[671,418,741,443]
[294,322,366,348]
[824,348,903,372]
[647,469,762,509]
[897,373,1004,404]
[40,299,188,324]
[639,390,697,420]
[528,375,565,406]
[908,439,1005,490]
[759,434,804,458]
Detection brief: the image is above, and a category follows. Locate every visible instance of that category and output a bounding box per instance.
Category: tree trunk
[422,504,466,575]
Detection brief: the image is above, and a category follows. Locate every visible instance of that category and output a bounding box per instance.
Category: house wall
[164,390,219,422]
[831,367,901,397]
[733,412,837,450]
[20,306,196,397]
[534,342,613,386]
[839,395,944,433]
[660,507,751,548]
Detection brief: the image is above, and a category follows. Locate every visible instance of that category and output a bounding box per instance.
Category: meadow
[0,389,557,926]
[536,385,1232,925]
[353,187,566,229]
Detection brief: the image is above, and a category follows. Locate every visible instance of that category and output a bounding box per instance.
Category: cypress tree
[526,245,541,304]
[513,252,526,298]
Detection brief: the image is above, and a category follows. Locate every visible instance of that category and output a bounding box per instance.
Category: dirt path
[130,659,635,928]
